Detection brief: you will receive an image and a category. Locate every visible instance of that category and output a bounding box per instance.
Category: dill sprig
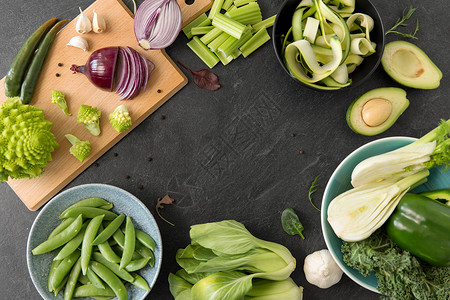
[386,6,419,39]
[309,175,321,212]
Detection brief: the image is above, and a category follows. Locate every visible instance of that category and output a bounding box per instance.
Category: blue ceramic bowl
[321,137,450,293]
[27,183,162,300]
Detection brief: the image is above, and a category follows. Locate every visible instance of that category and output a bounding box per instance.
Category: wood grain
[0,0,212,210]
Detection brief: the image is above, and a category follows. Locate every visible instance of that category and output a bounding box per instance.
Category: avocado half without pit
[381,41,442,89]
[346,87,409,136]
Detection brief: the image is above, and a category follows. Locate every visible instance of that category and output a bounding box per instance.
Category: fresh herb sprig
[386,6,419,39]
[309,175,321,212]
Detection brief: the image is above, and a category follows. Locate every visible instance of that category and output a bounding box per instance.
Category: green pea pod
[60,207,118,220]
[4,18,57,97]
[120,216,136,269]
[124,256,151,272]
[60,198,111,216]
[53,275,68,296]
[135,241,155,267]
[49,250,81,291]
[74,284,115,297]
[99,203,114,210]
[48,259,62,292]
[20,19,70,104]
[64,256,82,300]
[53,222,88,261]
[77,273,90,285]
[90,261,128,300]
[48,217,76,239]
[81,214,105,275]
[130,273,150,291]
[32,214,83,255]
[92,214,125,245]
[386,193,450,266]
[91,252,134,282]
[112,228,125,248]
[135,229,156,252]
[87,267,106,289]
[98,240,122,264]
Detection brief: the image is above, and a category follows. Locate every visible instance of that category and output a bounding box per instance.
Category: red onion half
[71,46,154,100]
[134,0,182,50]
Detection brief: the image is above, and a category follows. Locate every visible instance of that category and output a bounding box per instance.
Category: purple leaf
[177,61,221,91]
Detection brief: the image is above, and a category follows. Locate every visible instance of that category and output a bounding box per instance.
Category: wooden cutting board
[0,0,212,211]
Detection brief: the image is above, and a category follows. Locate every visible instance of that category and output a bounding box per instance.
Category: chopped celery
[227,5,237,14]
[234,0,255,7]
[239,27,271,57]
[208,0,225,19]
[218,26,252,57]
[252,14,276,32]
[212,13,247,39]
[226,2,262,25]
[200,27,223,44]
[215,50,234,66]
[191,26,215,36]
[182,13,211,39]
[208,32,230,53]
[222,0,234,11]
[187,36,220,68]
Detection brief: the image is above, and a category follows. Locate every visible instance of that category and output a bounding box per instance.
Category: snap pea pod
[53,275,68,296]
[112,228,125,248]
[20,19,70,104]
[32,215,83,255]
[124,256,151,272]
[91,252,134,282]
[135,229,156,252]
[48,217,76,239]
[4,18,57,97]
[98,239,122,263]
[92,214,125,245]
[99,203,114,210]
[77,273,90,285]
[81,214,104,275]
[60,198,111,216]
[60,206,117,220]
[64,256,82,300]
[136,240,155,267]
[90,261,128,300]
[120,216,136,269]
[130,273,150,291]
[49,250,81,291]
[48,256,61,292]
[87,267,106,289]
[74,284,115,297]
[53,222,88,261]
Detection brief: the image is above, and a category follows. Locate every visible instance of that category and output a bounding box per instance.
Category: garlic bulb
[303,249,343,289]
[76,7,92,34]
[92,10,106,33]
[66,36,89,51]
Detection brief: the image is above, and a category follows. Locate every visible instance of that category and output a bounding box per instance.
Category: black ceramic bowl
[272,0,385,91]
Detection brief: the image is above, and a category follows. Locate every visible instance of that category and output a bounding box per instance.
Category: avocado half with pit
[346,87,409,136]
[381,41,442,89]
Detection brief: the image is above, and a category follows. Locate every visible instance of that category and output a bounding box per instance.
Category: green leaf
[191,271,253,300]
[168,273,192,300]
[281,208,305,239]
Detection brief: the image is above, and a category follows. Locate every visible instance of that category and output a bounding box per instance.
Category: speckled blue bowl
[321,137,450,293]
[27,183,162,300]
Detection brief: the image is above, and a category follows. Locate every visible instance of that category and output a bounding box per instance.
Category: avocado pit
[361,98,392,127]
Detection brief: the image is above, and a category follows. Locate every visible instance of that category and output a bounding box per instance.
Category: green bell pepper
[386,192,450,266]
[419,188,450,206]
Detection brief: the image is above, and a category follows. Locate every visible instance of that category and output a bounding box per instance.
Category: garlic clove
[66,36,89,51]
[92,10,106,33]
[76,7,92,34]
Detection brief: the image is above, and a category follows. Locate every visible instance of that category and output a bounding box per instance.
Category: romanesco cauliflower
[109,105,132,132]
[65,134,91,162]
[0,97,59,181]
[77,104,101,136]
[51,90,70,116]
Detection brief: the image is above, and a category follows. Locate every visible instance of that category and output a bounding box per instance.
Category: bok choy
[169,220,302,300]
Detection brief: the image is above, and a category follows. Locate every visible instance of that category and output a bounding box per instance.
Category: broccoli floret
[109,104,132,133]
[77,104,101,136]
[51,90,70,116]
[65,134,91,162]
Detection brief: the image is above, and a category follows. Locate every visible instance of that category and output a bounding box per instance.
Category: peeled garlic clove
[92,10,106,33]
[66,36,89,51]
[76,7,92,34]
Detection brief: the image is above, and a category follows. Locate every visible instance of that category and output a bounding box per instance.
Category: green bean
[130,273,150,291]
[98,240,121,264]
[90,261,128,300]
[64,256,82,300]
[120,216,136,269]
[91,252,134,282]
[60,198,111,217]
[124,256,151,272]
[74,284,115,297]
[32,215,83,255]
[87,267,106,289]
[81,214,104,275]
[60,207,117,220]
[48,217,75,239]
[49,250,80,291]
[135,229,156,252]
[53,222,88,261]
[92,214,125,245]
[48,258,61,292]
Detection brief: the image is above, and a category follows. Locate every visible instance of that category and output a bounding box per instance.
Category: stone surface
[0,0,449,299]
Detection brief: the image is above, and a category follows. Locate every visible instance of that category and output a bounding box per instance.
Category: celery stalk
[191,26,214,36]
[218,26,252,57]
[222,0,235,11]
[252,15,276,32]
[208,0,225,19]
[234,0,255,7]
[208,32,230,53]
[212,13,247,39]
[215,50,234,66]
[187,36,220,68]
[239,27,271,57]
[183,13,211,39]
[226,2,262,25]
[200,27,223,45]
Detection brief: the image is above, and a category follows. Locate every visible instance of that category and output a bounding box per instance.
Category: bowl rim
[26,183,163,300]
[320,136,417,293]
[272,0,385,91]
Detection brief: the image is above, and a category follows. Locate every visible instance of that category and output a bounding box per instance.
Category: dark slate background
[0,0,448,299]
